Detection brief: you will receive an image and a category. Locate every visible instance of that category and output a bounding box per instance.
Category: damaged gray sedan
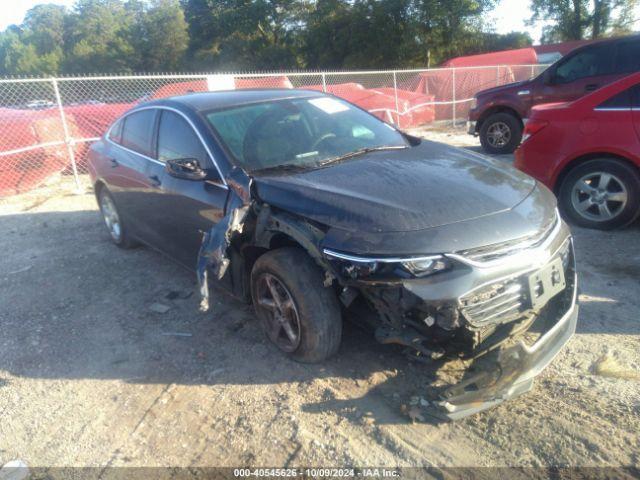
[88,89,578,419]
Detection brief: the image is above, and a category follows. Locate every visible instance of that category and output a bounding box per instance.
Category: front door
[148,109,228,269]
[534,43,620,105]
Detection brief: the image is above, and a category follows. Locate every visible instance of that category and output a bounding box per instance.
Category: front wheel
[479,112,522,154]
[558,158,640,230]
[250,247,342,363]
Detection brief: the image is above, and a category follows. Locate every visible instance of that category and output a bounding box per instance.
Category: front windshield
[205,96,408,172]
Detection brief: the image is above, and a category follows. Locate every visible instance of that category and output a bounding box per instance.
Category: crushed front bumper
[436,270,578,420]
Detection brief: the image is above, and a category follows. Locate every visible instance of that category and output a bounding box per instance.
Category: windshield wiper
[251,163,313,175]
[318,145,409,167]
[250,145,409,175]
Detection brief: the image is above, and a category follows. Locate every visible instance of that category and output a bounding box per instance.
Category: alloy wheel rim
[571,172,628,222]
[100,194,122,242]
[255,273,301,352]
[486,121,511,148]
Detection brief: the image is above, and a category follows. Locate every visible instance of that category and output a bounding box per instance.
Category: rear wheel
[98,187,137,248]
[479,112,522,154]
[558,158,640,230]
[250,247,342,363]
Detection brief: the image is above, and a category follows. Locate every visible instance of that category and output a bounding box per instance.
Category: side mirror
[165,158,208,181]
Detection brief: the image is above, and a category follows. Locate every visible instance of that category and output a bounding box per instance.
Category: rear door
[104,109,159,242]
[594,86,637,154]
[149,109,229,269]
[536,43,620,104]
[632,85,640,143]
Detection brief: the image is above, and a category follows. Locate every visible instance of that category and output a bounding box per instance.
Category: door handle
[585,84,599,92]
[108,157,119,168]
[148,175,162,187]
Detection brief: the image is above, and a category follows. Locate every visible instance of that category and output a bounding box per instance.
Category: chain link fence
[0,65,548,198]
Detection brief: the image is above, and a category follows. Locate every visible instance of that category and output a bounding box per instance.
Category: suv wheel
[98,188,137,248]
[479,112,522,154]
[559,158,640,230]
[250,247,342,363]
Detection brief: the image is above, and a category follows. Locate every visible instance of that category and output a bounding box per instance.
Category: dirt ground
[1,129,639,471]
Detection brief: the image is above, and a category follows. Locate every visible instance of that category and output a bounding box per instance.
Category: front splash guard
[437,279,578,420]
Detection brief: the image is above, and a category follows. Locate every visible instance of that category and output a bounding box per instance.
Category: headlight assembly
[323,249,451,280]
[401,256,450,277]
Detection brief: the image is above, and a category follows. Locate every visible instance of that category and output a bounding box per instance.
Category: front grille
[460,276,528,328]
[459,236,573,328]
[456,212,559,264]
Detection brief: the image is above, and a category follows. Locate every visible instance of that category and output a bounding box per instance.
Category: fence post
[392,70,399,126]
[52,78,81,192]
[451,68,456,128]
[321,72,327,93]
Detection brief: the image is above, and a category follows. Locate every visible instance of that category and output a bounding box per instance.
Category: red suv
[469,35,640,154]
[514,72,640,230]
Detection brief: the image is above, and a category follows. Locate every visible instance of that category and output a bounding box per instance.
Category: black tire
[558,158,640,230]
[479,112,522,154]
[97,187,137,248]
[250,247,342,363]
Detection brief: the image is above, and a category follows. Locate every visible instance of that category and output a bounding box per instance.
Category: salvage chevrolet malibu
[88,89,578,419]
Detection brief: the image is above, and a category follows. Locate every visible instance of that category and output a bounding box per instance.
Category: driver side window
[157,110,209,167]
[555,45,614,84]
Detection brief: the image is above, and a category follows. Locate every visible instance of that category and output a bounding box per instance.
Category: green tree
[65,0,136,72]
[128,0,189,71]
[302,0,498,69]
[529,0,639,42]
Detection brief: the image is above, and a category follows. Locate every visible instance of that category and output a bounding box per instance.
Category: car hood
[477,79,531,98]
[252,141,536,234]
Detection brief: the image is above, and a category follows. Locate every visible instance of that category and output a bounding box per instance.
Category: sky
[0,0,638,43]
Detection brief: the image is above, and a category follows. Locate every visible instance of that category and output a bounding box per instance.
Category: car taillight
[522,119,548,142]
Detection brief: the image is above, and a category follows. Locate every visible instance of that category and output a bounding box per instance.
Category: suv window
[615,40,640,74]
[157,110,210,167]
[555,44,614,84]
[121,110,156,157]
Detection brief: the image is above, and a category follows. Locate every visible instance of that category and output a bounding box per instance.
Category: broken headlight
[323,249,451,280]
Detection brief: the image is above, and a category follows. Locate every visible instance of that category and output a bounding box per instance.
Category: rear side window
[555,44,615,84]
[597,89,632,110]
[633,85,640,108]
[157,110,209,166]
[121,110,157,157]
[108,118,123,144]
[615,40,640,74]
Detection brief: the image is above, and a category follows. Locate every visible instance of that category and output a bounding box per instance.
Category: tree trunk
[571,0,583,40]
[592,0,602,38]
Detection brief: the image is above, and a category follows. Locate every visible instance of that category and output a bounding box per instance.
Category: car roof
[569,33,640,53]
[142,89,323,113]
